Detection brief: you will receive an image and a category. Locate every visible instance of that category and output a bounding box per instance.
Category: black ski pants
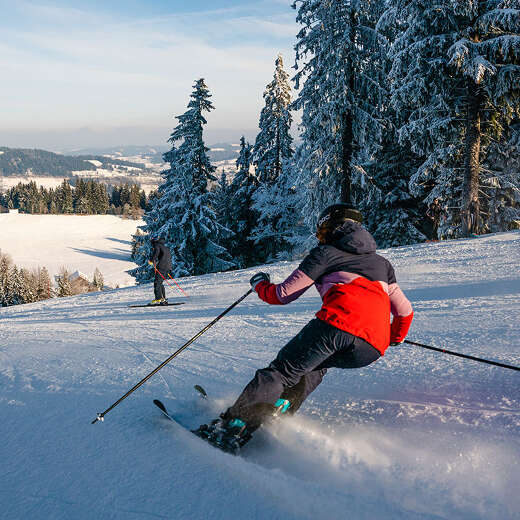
[226,318,380,430]
[154,270,167,300]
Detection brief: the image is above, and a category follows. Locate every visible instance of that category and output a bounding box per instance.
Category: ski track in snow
[1,232,519,519]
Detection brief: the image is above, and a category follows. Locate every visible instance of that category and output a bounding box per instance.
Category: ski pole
[153,264,188,297]
[404,340,520,372]
[167,273,189,297]
[91,288,253,424]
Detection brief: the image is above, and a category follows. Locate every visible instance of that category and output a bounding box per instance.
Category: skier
[467,196,480,235]
[148,237,172,305]
[194,204,414,452]
[426,198,443,239]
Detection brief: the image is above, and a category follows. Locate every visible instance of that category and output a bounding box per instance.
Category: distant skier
[194,204,414,452]
[148,237,172,305]
[467,196,481,235]
[426,198,443,239]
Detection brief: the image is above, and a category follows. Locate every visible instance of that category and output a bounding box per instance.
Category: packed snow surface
[1,232,519,519]
[0,213,142,287]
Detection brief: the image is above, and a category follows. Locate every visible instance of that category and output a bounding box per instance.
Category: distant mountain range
[0,143,240,177]
[0,147,147,177]
[67,142,240,162]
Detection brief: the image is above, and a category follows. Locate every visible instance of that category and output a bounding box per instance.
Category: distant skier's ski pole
[167,273,189,297]
[404,340,520,372]
[91,288,253,424]
[154,265,188,297]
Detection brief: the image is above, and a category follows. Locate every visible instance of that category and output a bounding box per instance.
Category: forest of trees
[0,250,105,307]
[132,1,519,282]
[0,179,149,218]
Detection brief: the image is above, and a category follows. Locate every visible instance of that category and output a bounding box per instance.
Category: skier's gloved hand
[250,272,270,290]
[148,260,154,266]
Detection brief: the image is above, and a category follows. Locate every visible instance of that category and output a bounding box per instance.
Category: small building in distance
[69,271,92,294]
[54,270,92,295]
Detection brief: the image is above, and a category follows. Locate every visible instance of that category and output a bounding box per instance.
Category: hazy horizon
[0,126,261,153]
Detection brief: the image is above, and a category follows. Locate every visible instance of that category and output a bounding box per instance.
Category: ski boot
[159,298,168,306]
[149,299,162,306]
[192,415,252,455]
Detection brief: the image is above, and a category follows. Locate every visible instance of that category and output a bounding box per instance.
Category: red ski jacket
[254,222,413,355]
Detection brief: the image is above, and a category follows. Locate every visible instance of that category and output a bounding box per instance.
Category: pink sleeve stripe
[276,269,315,304]
[388,283,413,317]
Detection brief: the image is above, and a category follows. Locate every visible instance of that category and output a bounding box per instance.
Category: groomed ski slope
[1,232,519,520]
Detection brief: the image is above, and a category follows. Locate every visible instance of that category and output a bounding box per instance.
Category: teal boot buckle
[274,398,291,415]
[228,418,246,429]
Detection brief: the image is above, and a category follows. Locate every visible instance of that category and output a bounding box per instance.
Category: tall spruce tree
[292,0,385,231]
[253,55,294,185]
[447,0,520,235]
[388,0,520,238]
[362,2,426,246]
[251,55,295,262]
[227,137,258,267]
[387,1,467,238]
[132,79,234,281]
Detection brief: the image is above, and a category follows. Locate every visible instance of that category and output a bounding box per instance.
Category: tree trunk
[341,111,353,204]
[462,79,482,236]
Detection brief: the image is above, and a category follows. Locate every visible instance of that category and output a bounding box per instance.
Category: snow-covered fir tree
[6,266,25,305]
[292,0,386,232]
[362,3,426,246]
[132,79,234,280]
[0,252,12,306]
[213,169,231,232]
[58,180,74,214]
[92,268,104,291]
[364,121,426,245]
[57,268,73,297]
[251,55,295,262]
[253,55,293,186]
[483,119,520,231]
[19,268,37,303]
[251,156,307,260]
[447,0,520,235]
[387,0,468,238]
[36,267,52,300]
[387,0,520,238]
[226,137,258,267]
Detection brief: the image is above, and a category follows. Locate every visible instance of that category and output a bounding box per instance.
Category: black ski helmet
[317,203,363,229]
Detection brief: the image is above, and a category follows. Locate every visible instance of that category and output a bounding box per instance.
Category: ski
[129,302,186,308]
[153,399,177,422]
[194,384,207,398]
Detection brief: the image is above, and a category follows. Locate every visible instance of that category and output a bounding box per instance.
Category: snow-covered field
[0,176,67,190]
[1,232,519,519]
[0,213,143,287]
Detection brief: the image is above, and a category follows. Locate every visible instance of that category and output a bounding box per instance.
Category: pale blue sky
[0,0,297,148]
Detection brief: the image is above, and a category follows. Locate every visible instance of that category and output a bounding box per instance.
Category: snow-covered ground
[1,232,519,519]
[0,213,142,287]
[0,176,67,190]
